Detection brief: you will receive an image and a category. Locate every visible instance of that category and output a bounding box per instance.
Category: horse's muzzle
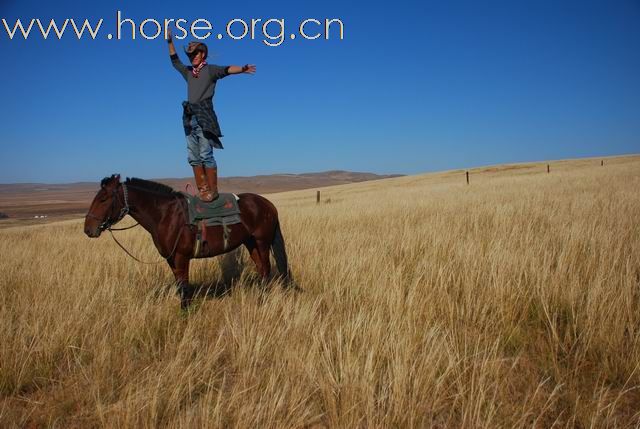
[84,225,102,238]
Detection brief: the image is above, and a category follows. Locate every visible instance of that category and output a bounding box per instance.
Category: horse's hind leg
[245,237,271,282]
[255,240,272,280]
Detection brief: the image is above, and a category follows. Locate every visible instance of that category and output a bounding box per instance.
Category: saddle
[181,192,242,258]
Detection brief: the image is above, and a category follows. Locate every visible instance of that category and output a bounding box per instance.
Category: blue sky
[0,0,638,183]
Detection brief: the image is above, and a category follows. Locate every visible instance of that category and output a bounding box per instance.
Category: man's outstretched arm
[227,65,257,75]
[167,29,188,78]
[167,30,177,56]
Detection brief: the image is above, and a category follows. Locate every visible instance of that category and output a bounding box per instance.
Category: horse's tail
[271,220,296,287]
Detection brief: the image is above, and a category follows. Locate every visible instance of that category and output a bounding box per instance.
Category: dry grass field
[1,156,639,428]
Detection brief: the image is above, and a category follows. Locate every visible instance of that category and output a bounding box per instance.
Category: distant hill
[157,170,404,194]
[0,171,404,223]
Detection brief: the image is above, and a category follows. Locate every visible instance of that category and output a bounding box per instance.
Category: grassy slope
[1,155,639,427]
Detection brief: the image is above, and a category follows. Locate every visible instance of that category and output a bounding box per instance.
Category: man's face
[191,51,205,67]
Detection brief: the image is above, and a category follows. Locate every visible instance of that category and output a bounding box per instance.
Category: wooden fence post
[601,160,604,166]
[547,164,550,173]
[466,171,469,185]
[316,190,320,204]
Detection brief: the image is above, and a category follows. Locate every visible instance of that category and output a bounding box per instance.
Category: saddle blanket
[181,192,242,227]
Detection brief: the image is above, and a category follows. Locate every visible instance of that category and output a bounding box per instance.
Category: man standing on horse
[167,29,256,201]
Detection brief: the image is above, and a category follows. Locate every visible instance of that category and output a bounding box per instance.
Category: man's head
[184,41,208,66]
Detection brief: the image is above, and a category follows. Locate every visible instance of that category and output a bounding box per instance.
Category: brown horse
[84,174,294,309]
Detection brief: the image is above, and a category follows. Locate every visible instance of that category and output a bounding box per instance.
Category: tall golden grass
[1,156,639,428]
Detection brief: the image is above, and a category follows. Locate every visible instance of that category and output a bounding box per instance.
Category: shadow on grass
[194,247,301,297]
[157,247,301,308]
[193,247,248,298]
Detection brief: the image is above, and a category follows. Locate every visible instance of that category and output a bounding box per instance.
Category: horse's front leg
[168,253,193,310]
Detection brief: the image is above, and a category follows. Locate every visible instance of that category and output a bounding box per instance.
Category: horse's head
[84,174,126,238]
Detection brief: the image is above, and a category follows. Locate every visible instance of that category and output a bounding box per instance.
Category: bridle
[85,183,136,232]
[86,183,184,264]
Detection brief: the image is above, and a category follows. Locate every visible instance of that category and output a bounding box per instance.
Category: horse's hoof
[282,277,301,292]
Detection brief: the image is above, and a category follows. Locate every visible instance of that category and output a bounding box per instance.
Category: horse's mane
[100,176,113,188]
[124,177,181,197]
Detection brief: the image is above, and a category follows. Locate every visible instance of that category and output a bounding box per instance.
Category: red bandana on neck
[192,60,207,78]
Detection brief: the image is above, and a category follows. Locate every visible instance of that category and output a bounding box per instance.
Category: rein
[92,183,186,264]
[108,226,183,265]
[109,223,140,231]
